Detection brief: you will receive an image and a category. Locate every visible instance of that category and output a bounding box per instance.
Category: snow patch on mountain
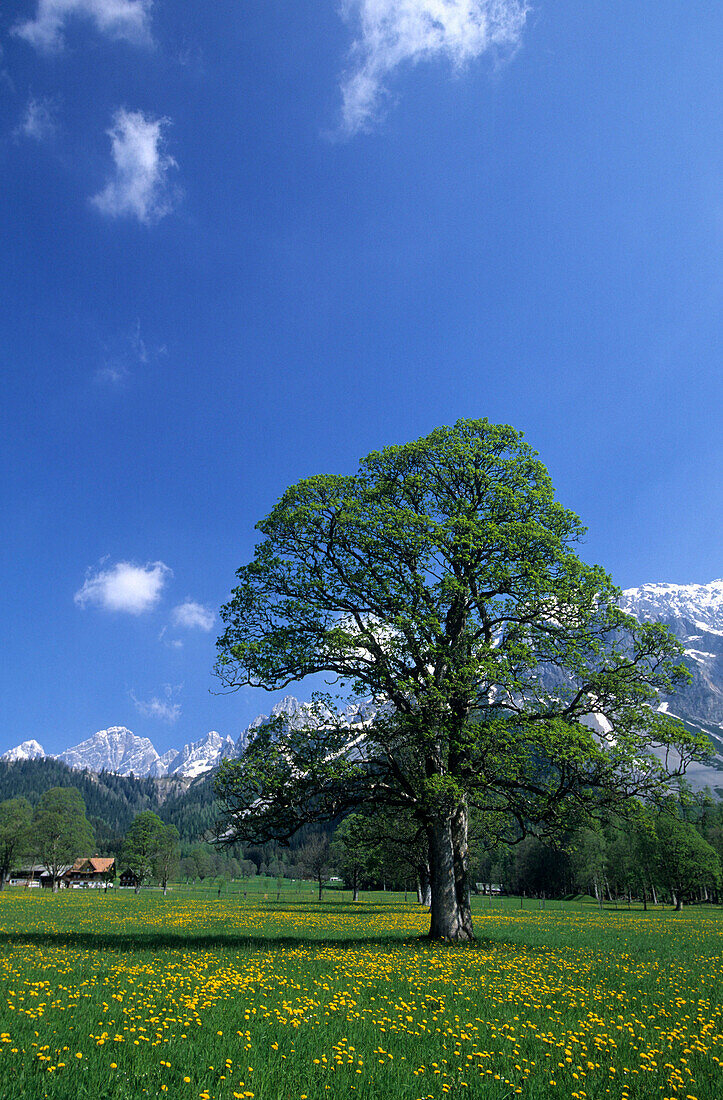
[166,731,236,778]
[621,579,723,633]
[0,739,46,762]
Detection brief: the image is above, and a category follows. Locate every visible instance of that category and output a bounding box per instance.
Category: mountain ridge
[4,582,723,789]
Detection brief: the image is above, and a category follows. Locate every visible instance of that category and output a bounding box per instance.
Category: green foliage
[0,758,227,851]
[153,823,180,891]
[32,786,94,887]
[120,811,165,889]
[655,809,721,905]
[0,798,32,887]
[0,758,184,846]
[214,419,710,937]
[160,773,218,840]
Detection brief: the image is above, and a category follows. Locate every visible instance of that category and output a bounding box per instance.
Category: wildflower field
[0,889,720,1100]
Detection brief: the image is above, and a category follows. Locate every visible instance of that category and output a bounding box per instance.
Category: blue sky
[1,1,721,756]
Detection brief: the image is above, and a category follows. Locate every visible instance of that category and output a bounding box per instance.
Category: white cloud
[131,684,181,723]
[75,560,171,614]
[16,95,57,142]
[91,108,178,225]
[14,0,152,53]
[339,0,529,134]
[171,600,215,632]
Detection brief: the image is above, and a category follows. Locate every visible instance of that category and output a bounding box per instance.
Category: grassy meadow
[0,885,720,1100]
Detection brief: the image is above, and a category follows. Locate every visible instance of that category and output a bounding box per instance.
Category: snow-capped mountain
[621,579,723,635]
[165,731,236,779]
[621,580,723,728]
[1,739,45,762]
[2,726,240,779]
[621,579,723,791]
[55,727,168,778]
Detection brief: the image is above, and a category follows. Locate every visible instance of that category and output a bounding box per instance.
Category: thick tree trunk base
[427,816,474,942]
[427,920,475,942]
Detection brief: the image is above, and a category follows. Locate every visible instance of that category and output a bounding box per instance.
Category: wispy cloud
[131,683,181,723]
[171,600,215,632]
[94,319,154,386]
[94,362,129,386]
[0,46,13,92]
[14,0,152,54]
[91,108,178,225]
[339,0,529,135]
[159,626,183,649]
[75,559,171,614]
[15,95,58,142]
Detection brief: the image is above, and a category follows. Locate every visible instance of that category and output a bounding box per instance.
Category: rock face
[621,580,723,729]
[621,579,723,635]
[620,580,723,790]
[165,731,237,779]
[2,726,243,780]
[0,739,46,762]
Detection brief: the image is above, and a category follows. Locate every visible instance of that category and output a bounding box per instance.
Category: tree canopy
[121,811,165,894]
[32,787,94,891]
[214,419,708,939]
[0,798,32,889]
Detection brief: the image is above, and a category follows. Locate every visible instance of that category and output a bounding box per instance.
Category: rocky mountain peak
[0,739,45,762]
[621,579,723,634]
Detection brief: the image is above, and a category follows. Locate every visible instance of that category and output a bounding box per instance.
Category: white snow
[0,739,46,762]
[621,579,723,632]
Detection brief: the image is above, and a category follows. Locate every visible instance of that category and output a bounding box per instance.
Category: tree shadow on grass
[0,929,425,952]
[0,928,539,954]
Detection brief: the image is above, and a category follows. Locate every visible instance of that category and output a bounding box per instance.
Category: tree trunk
[0,873,5,891]
[317,876,323,902]
[352,867,359,902]
[451,802,474,939]
[675,893,683,912]
[135,884,140,896]
[417,864,432,907]
[163,882,168,897]
[427,814,474,941]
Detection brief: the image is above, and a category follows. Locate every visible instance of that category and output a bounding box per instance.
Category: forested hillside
[160,773,217,840]
[0,759,192,851]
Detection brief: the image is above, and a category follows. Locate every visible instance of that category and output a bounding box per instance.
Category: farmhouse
[63,857,115,888]
[10,857,116,888]
[8,865,47,887]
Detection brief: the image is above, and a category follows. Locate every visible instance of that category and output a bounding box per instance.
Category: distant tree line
[1,769,719,909]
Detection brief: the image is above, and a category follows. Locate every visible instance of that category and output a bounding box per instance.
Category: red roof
[67,857,115,874]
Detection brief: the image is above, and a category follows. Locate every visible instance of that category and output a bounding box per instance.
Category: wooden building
[62,857,116,888]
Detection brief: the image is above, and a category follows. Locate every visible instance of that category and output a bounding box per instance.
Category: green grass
[0,888,720,1100]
